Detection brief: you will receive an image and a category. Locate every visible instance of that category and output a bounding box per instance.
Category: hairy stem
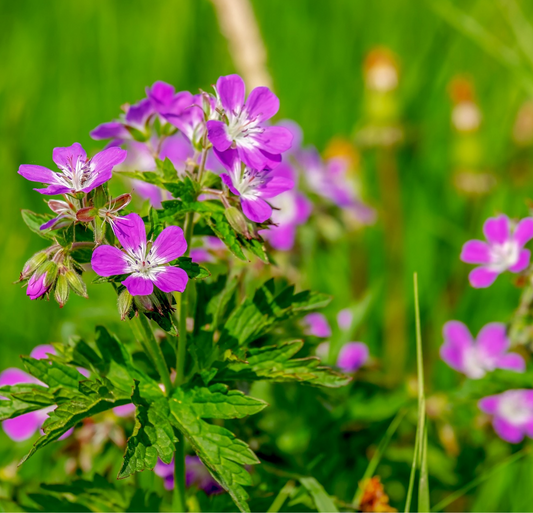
[134,313,172,395]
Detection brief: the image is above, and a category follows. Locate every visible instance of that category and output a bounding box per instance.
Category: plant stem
[135,313,172,395]
[173,436,187,513]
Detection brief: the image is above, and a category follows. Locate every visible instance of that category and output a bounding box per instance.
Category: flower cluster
[441,212,533,443]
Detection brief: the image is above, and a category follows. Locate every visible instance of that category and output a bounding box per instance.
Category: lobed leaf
[0,384,55,421]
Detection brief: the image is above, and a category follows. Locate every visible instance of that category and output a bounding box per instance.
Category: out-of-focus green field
[2,0,533,510]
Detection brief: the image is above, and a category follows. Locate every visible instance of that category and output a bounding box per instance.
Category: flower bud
[225,207,250,238]
[35,260,58,287]
[20,250,48,281]
[118,289,133,320]
[65,269,88,298]
[76,206,97,222]
[54,274,69,308]
[92,185,108,210]
[93,216,106,244]
[134,294,154,312]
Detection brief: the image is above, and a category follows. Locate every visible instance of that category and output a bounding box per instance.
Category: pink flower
[337,342,369,372]
[440,321,525,379]
[461,215,533,288]
[304,313,331,338]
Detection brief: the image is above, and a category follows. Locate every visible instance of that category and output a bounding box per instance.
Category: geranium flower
[155,456,223,494]
[217,148,293,223]
[479,389,533,443]
[0,345,68,442]
[91,213,188,296]
[461,215,533,288]
[337,342,369,372]
[304,313,331,338]
[207,74,293,170]
[259,163,311,251]
[440,321,525,379]
[18,143,127,196]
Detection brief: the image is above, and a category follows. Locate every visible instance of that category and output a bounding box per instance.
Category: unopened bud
[225,207,250,237]
[94,216,106,244]
[92,185,108,210]
[65,269,88,298]
[118,289,133,320]
[76,207,97,222]
[134,294,154,312]
[54,274,69,308]
[20,251,48,281]
[35,260,58,287]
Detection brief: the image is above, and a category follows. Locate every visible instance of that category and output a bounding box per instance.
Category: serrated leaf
[21,356,87,390]
[220,279,331,352]
[217,341,351,388]
[0,384,55,421]
[118,381,177,479]
[172,256,210,280]
[21,210,58,241]
[120,170,164,187]
[206,212,247,260]
[156,157,179,182]
[169,386,264,512]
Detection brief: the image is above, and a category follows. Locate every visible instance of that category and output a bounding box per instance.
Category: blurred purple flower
[0,345,70,442]
[337,342,369,372]
[304,313,331,338]
[337,309,353,331]
[479,389,533,443]
[190,237,226,264]
[155,456,223,494]
[440,321,525,379]
[113,403,136,417]
[259,163,311,250]
[18,143,127,196]
[91,213,188,296]
[207,74,293,170]
[461,215,533,288]
[218,148,293,223]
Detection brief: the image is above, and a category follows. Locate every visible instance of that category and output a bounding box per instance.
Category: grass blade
[352,408,407,507]
[299,477,339,513]
[267,480,296,513]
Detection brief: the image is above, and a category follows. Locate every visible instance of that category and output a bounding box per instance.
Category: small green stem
[134,314,172,395]
[173,436,187,512]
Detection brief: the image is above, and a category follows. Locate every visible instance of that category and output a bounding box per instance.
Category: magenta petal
[493,418,524,443]
[440,321,473,372]
[509,249,530,273]
[18,165,57,184]
[132,180,164,209]
[497,353,526,373]
[91,146,127,173]
[40,216,62,230]
[27,273,49,300]
[81,169,113,193]
[255,126,293,153]
[90,121,129,140]
[34,184,71,196]
[478,395,499,415]
[265,224,297,251]
[514,218,533,246]
[305,313,332,338]
[216,74,245,114]
[148,81,175,112]
[460,240,491,264]
[151,226,188,264]
[122,275,153,296]
[483,215,510,245]
[214,147,240,173]
[30,345,56,360]
[469,267,499,288]
[3,412,42,442]
[241,196,272,223]
[153,267,188,293]
[91,245,129,276]
[52,143,86,170]
[258,176,294,199]
[477,323,508,357]
[207,120,232,151]
[125,98,153,129]
[221,173,240,196]
[245,86,280,122]
[0,368,35,387]
[113,403,136,417]
[112,213,147,255]
[337,342,369,372]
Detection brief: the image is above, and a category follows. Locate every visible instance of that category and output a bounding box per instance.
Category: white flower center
[462,347,488,379]
[225,109,263,148]
[232,167,267,197]
[488,240,519,272]
[56,156,94,192]
[498,392,532,426]
[123,243,165,279]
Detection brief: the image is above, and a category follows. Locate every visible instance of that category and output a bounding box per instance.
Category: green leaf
[21,210,58,241]
[0,384,55,421]
[120,170,164,187]
[169,386,265,512]
[21,356,87,390]
[217,340,351,388]
[173,256,210,280]
[206,212,247,260]
[118,381,177,479]
[156,157,179,182]
[220,279,331,352]
[299,477,339,513]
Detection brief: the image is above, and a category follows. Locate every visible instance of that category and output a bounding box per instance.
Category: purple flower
[440,321,525,379]
[113,403,136,417]
[479,390,533,443]
[18,143,127,196]
[218,148,293,223]
[26,272,51,300]
[337,342,369,372]
[91,213,188,297]
[190,237,226,263]
[207,74,293,170]
[461,215,533,288]
[155,456,223,494]
[259,163,311,250]
[0,345,64,442]
[304,313,332,338]
[146,81,176,115]
[40,199,78,231]
[337,309,353,331]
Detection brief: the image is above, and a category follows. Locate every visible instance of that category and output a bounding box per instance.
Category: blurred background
[3,0,533,510]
